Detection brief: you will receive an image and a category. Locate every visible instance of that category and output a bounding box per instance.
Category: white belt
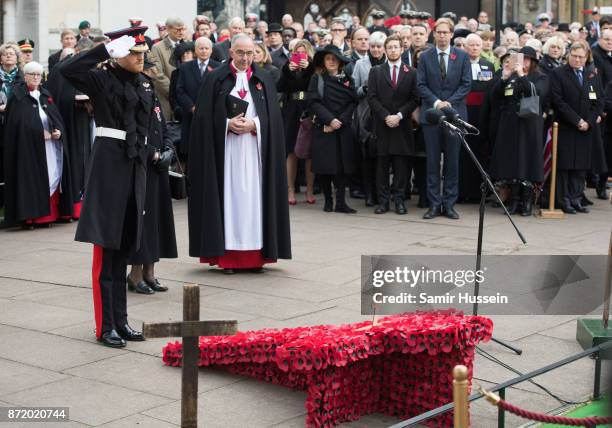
[95,127,127,140]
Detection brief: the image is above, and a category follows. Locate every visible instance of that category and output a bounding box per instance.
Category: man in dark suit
[271,27,295,69]
[176,36,221,163]
[368,35,420,215]
[48,29,77,71]
[551,42,605,214]
[586,8,602,45]
[417,17,471,220]
[211,17,245,62]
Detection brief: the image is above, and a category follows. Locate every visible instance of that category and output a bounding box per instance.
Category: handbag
[168,147,188,200]
[294,116,313,159]
[518,82,540,119]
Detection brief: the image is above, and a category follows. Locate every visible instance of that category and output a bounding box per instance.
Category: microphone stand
[443,122,526,355]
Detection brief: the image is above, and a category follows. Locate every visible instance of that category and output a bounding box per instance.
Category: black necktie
[439,52,447,80]
[575,69,583,86]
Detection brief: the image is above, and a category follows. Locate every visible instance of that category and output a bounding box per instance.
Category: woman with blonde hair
[540,35,566,76]
[253,41,280,82]
[277,39,316,204]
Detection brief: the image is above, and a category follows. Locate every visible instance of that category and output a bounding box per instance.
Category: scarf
[0,66,18,99]
[368,52,386,67]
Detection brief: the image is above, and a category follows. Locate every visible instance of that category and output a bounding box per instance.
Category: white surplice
[223,70,262,251]
[32,90,63,196]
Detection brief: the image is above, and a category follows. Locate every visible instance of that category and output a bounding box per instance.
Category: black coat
[539,55,563,77]
[489,72,549,182]
[277,62,314,154]
[45,67,93,202]
[175,58,221,155]
[61,44,156,250]
[256,62,280,84]
[187,63,291,260]
[550,64,606,172]
[307,73,358,175]
[211,40,230,63]
[128,98,177,264]
[0,69,24,210]
[593,44,612,89]
[3,83,73,225]
[604,81,612,173]
[48,51,61,72]
[367,62,419,156]
[271,48,289,70]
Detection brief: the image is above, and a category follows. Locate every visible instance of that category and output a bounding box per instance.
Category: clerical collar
[229,61,253,80]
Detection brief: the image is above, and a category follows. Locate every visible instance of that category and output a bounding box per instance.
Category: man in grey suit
[417,17,471,220]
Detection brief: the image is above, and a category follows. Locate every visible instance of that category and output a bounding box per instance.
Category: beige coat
[148,36,176,120]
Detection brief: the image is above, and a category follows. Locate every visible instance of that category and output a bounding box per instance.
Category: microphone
[440,106,479,133]
[424,108,462,133]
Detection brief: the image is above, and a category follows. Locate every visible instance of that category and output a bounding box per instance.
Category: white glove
[105,35,135,59]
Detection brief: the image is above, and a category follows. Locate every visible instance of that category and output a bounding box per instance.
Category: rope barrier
[480,386,612,427]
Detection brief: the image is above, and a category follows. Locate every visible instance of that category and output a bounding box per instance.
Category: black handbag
[168,147,187,200]
[518,82,540,119]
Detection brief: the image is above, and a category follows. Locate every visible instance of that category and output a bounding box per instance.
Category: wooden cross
[143,284,237,428]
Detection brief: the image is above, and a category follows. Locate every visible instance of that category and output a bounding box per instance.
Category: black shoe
[127,277,155,295]
[144,278,168,292]
[597,187,609,200]
[323,200,333,212]
[560,203,577,214]
[223,268,236,275]
[249,267,265,273]
[423,206,441,219]
[116,324,145,341]
[350,189,366,199]
[374,203,389,214]
[365,195,376,207]
[395,200,407,215]
[335,204,357,214]
[98,330,126,348]
[445,206,460,220]
[571,203,590,213]
[581,195,594,206]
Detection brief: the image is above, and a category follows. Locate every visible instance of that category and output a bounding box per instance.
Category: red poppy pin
[256,82,263,90]
[47,96,54,104]
[343,80,350,87]
[450,53,457,61]
[208,65,213,72]
[588,72,595,79]
[403,64,409,73]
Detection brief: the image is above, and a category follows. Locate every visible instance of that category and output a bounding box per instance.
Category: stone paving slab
[0,359,67,396]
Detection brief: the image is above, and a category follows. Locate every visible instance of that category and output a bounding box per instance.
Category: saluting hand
[105,35,136,59]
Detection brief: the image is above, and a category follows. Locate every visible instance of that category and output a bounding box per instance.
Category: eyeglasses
[436,30,451,35]
[26,73,42,77]
[234,50,254,57]
[331,28,345,32]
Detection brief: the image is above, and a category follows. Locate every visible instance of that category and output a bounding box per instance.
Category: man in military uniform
[368,10,389,36]
[61,26,158,348]
[17,39,35,66]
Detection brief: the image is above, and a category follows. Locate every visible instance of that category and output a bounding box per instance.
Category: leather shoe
[423,206,441,219]
[374,203,389,214]
[395,200,407,215]
[335,204,357,214]
[560,203,576,214]
[581,195,594,206]
[144,278,168,292]
[350,189,366,199]
[116,324,145,341]
[597,187,609,200]
[98,330,126,348]
[445,206,460,219]
[571,203,590,213]
[127,277,154,295]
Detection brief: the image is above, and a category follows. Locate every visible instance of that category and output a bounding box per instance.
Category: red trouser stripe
[92,245,104,338]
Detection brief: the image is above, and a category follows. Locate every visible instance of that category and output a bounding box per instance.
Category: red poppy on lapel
[450,53,457,61]
[208,65,213,72]
[47,96,54,104]
[403,64,409,73]
[588,72,595,79]
[343,80,350,87]
[256,82,263,90]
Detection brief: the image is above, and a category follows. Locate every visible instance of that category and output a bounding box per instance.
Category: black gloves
[155,148,174,171]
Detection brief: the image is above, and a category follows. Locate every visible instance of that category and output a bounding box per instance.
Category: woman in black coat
[126,88,178,294]
[539,36,565,77]
[169,42,195,120]
[3,62,73,228]
[307,45,358,213]
[277,39,315,204]
[489,47,549,216]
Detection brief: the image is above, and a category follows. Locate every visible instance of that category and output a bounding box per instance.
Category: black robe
[277,62,314,154]
[0,70,24,211]
[3,83,73,225]
[128,98,177,264]
[187,63,291,260]
[489,72,549,182]
[45,67,93,203]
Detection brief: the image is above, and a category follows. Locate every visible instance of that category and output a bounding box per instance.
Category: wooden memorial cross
[143,284,237,428]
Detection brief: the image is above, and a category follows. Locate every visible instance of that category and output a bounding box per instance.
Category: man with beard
[188,34,291,274]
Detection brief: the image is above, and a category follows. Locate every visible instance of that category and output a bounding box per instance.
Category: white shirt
[470,59,481,80]
[387,60,404,120]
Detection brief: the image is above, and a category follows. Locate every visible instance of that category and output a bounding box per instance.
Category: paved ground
[0,192,610,428]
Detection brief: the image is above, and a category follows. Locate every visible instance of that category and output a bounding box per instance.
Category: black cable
[476,346,591,406]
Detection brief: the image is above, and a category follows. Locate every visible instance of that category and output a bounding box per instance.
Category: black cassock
[46,66,93,206]
[128,98,177,265]
[489,72,549,182]
[3,82,73,226]
[187,63,291,260]
[458,59,494,202]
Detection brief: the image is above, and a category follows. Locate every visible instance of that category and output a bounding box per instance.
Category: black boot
[321,177,333,212]
[520,183,534,217]
[334,181,356,213]
[507,182,521,215]
[597,176,609,200]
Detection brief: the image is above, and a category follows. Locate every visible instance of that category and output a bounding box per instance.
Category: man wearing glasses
[330,19,350,54]
[188,34,291,274]
[417,17,471,220]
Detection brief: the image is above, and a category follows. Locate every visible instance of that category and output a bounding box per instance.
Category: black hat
[557,23,571,32]
[453,29,471,40]
[172,41,195,65]
[519,46,539,62]
[267,23,283,34]
[399,9,411,19]
[18,38,35,52]
[518,29,533,37]
[313,44,351,68]
[442,11,457,22]
[417,12,431,20]
[104,25,149,52]
[499,47,519,63]
[371,10,385,19]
